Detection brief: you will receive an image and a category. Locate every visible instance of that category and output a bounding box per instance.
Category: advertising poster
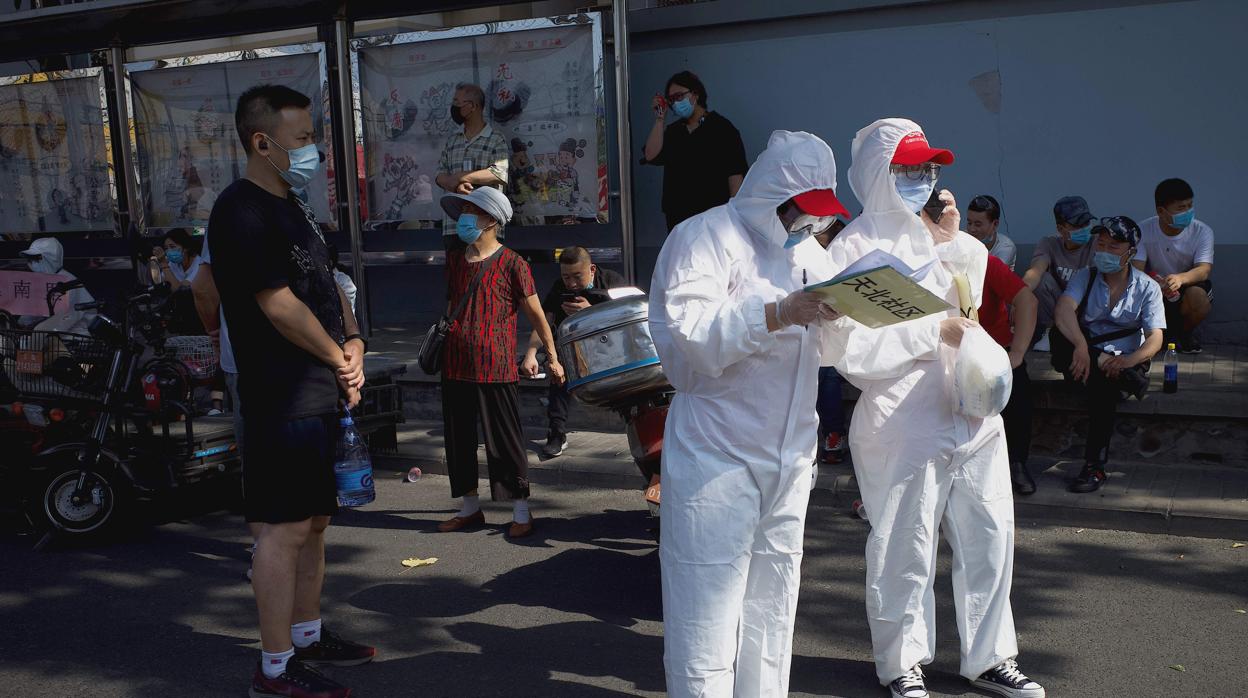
[129,50,333,229]
[356,18,605,228]
[0,75,112,234]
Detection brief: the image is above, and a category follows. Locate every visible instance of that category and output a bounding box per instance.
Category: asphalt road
[1,475,1245,697]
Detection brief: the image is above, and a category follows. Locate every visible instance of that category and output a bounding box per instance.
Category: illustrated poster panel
[0,76,112,234]
[357,36,475,226]
[130,53,331,229]
[478,25,603,224]
[358,22,603,227]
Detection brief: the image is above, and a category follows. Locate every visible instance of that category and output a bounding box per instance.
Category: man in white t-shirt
[1132,178,1213,353]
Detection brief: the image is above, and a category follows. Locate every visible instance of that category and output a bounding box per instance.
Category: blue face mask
[671,96,694,119]
[1168,208,1194,229]
[263,135,323,191]
[896,179,936,214]
[1093,250,1125,274]
[165,249,184,265]
[1069,225,1092,245]
[457,213,483,244]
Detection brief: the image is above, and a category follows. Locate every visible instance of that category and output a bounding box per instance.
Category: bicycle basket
[166,335,216,380]
[0,329,115,402]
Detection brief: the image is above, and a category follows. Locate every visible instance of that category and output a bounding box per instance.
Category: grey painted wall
[627,0,1246,342]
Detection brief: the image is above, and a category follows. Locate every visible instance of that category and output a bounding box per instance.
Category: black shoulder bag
[1050,269,1152,395]
[418,252,497,375]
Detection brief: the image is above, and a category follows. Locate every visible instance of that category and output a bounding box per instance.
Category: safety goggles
[889,163,942,183]
[788,212,840,235]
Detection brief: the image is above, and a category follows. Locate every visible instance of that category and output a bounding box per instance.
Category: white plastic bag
[953,326,1013,418]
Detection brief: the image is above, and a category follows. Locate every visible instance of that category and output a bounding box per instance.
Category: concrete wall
[627,0,1247,342]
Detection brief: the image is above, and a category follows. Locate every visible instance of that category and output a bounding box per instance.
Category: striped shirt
[443,246,536,383]
[438,124,510,236]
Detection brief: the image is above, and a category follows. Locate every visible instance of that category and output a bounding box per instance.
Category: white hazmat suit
[19,237,96,335]
[649,130,843,698]
[824,118,1018,684]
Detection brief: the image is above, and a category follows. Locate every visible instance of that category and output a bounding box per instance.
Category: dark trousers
[547,381,571,435]
[1054,349,1130,466]
[441,379,530,500]
[1000,363,1032,466]
[816,366,845,435]
[1082,363,1122,465]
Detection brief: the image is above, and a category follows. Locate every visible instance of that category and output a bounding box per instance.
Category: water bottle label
[335,467,374,494]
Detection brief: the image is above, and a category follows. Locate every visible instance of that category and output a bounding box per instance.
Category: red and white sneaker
[819,432,846,464]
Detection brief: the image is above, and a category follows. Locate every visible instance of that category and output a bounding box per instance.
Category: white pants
[660,435,814,698]
[855,424,1018,684]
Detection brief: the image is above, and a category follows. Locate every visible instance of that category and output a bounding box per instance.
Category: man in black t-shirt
[209,84,372,698]
[522,246,626,457]
[640,70,750,231]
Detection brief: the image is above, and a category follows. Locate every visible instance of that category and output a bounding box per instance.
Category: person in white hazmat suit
[18,237,97,335]
[823,118,1045,698]
[649,130,849,698]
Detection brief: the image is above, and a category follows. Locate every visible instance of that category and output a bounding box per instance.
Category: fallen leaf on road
[401,557,438,568]
[1232,542,1245,549]
[1235,609,1246,614]
[1169,665,1186,672]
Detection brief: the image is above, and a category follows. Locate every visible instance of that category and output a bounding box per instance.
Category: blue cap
[1054,196,1094,227]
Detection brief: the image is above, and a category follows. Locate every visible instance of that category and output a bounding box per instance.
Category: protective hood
[20,236,65,274]
[729,130,840,249]
[827,118,969,281]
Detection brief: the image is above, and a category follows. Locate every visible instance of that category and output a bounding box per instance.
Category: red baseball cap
[793,189,850,218]
[891,131,955,166]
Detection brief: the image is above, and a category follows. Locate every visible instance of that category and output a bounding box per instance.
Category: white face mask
[28,258,57,274]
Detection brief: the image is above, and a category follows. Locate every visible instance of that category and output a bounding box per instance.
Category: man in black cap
[1052,216,1165,493]
[1021,195,1097,349]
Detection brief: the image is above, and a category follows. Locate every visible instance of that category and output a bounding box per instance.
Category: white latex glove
[776,290,837,328]
[940,316,978,347]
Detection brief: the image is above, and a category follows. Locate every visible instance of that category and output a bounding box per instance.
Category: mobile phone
[923,189,945,223]
[561,291,583,304]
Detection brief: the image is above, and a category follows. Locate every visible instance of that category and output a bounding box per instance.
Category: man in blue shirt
[1054,216,1165,493]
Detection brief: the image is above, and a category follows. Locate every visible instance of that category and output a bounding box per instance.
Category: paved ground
[1,477,1245,697]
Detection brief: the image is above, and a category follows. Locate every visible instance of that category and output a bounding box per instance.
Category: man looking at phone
[522,246,625,457]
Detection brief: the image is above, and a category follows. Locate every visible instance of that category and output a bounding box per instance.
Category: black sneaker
[294,628,376,667]
[1010,461,1036,496]
[250,659,349,698]
[1069,463,1107,493]
[971,659,1045,698]
[543,431,568,458]
[889,665,928,698]
[1179,337,1202,354]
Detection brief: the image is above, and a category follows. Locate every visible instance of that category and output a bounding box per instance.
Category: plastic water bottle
[334,412,375,507]
[1163,343,1179,394]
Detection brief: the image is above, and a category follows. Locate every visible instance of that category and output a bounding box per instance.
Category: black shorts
[1179,279,1213,302]
[243,413,339,524]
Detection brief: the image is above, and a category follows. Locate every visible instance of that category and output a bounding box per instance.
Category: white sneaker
[1034,330,1050,353]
